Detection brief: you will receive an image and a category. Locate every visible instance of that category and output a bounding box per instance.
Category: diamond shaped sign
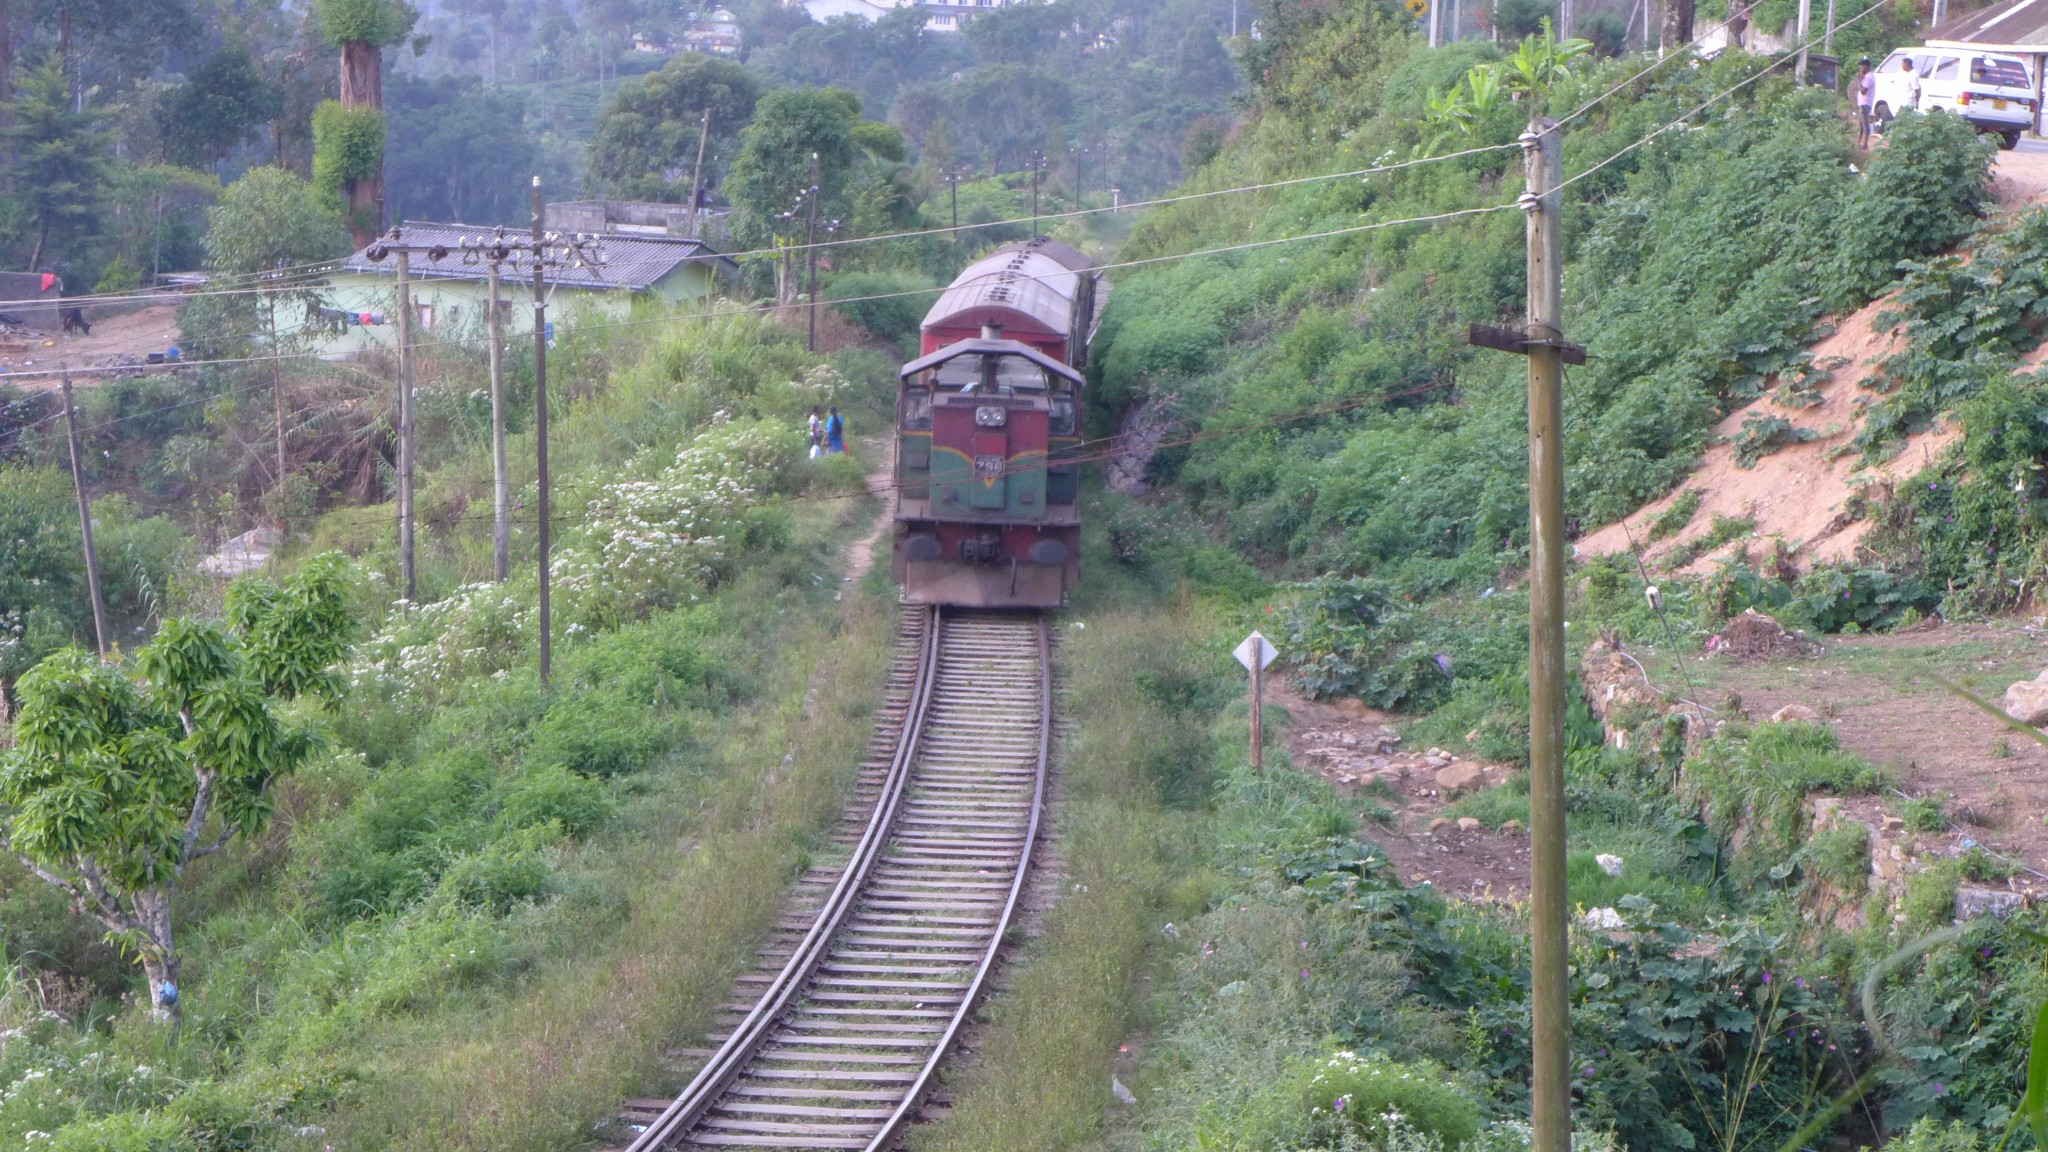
[1233,631,1277,673]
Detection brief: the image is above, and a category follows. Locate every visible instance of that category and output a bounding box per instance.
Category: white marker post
[1234,631,1278,771]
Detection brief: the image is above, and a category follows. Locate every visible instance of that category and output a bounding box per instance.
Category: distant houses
[312,212,737,359]
[793,0,1025,31]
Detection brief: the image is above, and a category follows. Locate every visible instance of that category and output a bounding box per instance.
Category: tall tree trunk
[340,38,386,247]
[1662,0,1694,51]
[0,0,15,132]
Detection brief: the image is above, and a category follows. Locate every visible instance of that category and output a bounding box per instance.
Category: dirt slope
[1578,148,2048,575]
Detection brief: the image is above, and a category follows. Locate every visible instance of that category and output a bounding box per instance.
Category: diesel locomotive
[892,238,1104,607]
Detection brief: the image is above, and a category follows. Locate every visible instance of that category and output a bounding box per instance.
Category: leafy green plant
[1804,820,1871,892]
[1901,794,1947,833]
[0,554,353,1021]
[1667,514,1755,567]
[1734,413,1818,468]
[1647,490,1703,542]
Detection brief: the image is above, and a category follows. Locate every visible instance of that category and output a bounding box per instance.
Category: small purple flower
[1435,652,1454,676]
[1795,977,1806,988]
[1334,1097,1348,1112]
[1761,972,1772,984]
[1933,1082,1945,1094]
[1301,968,1312,980]
[1582,1065,1595,1076]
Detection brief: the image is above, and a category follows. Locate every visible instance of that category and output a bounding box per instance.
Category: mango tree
[0,553,353,1022]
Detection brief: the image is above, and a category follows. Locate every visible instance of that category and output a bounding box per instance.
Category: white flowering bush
[349,417,799,707]
[1299,1051,1481,1150]
[555,415,799,630]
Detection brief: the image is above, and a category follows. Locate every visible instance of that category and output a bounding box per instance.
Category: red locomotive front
[893,239,1100,608]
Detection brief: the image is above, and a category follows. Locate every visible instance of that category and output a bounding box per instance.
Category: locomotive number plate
[974,454,1006,480]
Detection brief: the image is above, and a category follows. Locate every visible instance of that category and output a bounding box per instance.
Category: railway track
[623,605,1051,1151]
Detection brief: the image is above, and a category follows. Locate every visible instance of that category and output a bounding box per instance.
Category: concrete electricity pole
[688,108,712,240]
[485,244,510,582]
[532,177,551,684]
[805,152,822,352]
[394,242,416,603]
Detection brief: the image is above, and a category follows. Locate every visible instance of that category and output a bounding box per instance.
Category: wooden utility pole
[687,109,711,240]
[58,367,107,658]
[266,263,289,509]
[804,152,822,352]
[532,176,552,685]
[1464,118,1578,1152]
[1521,116,1571,1152]
[395,241,416,603]
[487,256,510,583]
[1234,632,1275,772]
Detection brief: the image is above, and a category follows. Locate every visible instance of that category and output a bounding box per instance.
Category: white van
[1873,48,2035,149]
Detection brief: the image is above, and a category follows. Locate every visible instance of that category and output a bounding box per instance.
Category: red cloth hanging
[40,273,56,292]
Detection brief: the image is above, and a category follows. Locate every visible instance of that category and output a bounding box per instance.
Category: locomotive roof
[996,237,1095,274]
[899,336,1086,386]
[921,261,1075,336]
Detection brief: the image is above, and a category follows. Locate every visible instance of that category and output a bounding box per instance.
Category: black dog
[60,306,89,336]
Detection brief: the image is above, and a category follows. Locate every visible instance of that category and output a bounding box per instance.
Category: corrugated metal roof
[921,268,1074,336]
[1930,0,2048,47]
[341,221,736,291]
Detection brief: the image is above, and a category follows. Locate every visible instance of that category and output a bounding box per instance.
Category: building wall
[311,262,717,357]
[0,272,63,330]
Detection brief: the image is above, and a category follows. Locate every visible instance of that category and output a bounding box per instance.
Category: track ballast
[624,606,1051,1151]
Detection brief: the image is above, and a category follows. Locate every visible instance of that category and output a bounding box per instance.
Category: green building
[313,220,737,357]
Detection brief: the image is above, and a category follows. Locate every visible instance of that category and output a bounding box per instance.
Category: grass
[908,606,1215,1152]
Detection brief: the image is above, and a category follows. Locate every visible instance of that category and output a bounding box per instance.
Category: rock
[1111,1076,1138,1105]
[1583,907,1626,930]
[1429,818,1453,835]
[1811,797,1843,829]
[1161,922,1180,939]
[1596,853,1625,877]
[1436,762,1485,792]
[1771,704,1822,724]
[2005,680,2048,726]
[1882,815,1906,834]
[1332,697,1370,719]
[1457,817,1482,833]
[1955,887,2027,922]
[1500,819,1525,835]
[1425,754,1451,769]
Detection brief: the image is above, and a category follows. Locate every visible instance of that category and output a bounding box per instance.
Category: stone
[1500,820,1525,835]
[1955,887,2027,922]
[1332,697,1370,719]
[1111,1076,1138,1105]
[1436,762,1486,792]
[2004,679,2048,726]
[1425,754,1451,769]
[1429,818,1453,835]
[1771,704,1822,724]
[1457,817,1482,833]
[1583,906,1626,930]
[1882,815,1906,834]
[1596,853,1625,877]
[1811,797,1843,828]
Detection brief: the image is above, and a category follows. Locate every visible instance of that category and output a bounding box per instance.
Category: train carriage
[893,238,1103,607]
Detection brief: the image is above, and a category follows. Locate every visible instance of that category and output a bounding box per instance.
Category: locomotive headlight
[974,405,1007,428]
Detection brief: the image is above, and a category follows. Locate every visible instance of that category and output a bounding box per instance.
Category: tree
[385,74,536,223]
[1,56,111,271]
[311,0,419,245]
[158,44,282,170]
[586,53,760,203]
[723,86,861,250]
[1171,24,1236,99]
[0,552,354,1023]
[200,167,351,504]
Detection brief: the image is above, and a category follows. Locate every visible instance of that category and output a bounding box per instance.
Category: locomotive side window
[1049,398,1076,436]
[902,385,932,430]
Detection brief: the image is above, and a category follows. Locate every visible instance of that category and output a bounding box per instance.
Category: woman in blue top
[826,406,846,454]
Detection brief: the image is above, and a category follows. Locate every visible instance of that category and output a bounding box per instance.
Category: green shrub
[1296,1051,1482,1150]
[1872,1119,1986,1152]
[1687,721,1885,879]
[1804,819,1871,891]
[1646,490,1701,541]
[46,1112,193,1152]
[826,270,941,346]
[525,689,686,778]
[499,764,613,835]
[1900,794,1946,833]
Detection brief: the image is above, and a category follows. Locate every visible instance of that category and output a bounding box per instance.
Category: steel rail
[623,606,942,1152]
[620,607,1053,1152]
[865,611,1051,1150]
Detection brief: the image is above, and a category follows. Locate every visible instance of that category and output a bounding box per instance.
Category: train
[891,238,1104,608]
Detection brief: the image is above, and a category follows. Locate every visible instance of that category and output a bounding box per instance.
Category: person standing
[826,406,846,454]
[1854,57,1877,148]
[1902,57,1922,115]
[808,406,824,459]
